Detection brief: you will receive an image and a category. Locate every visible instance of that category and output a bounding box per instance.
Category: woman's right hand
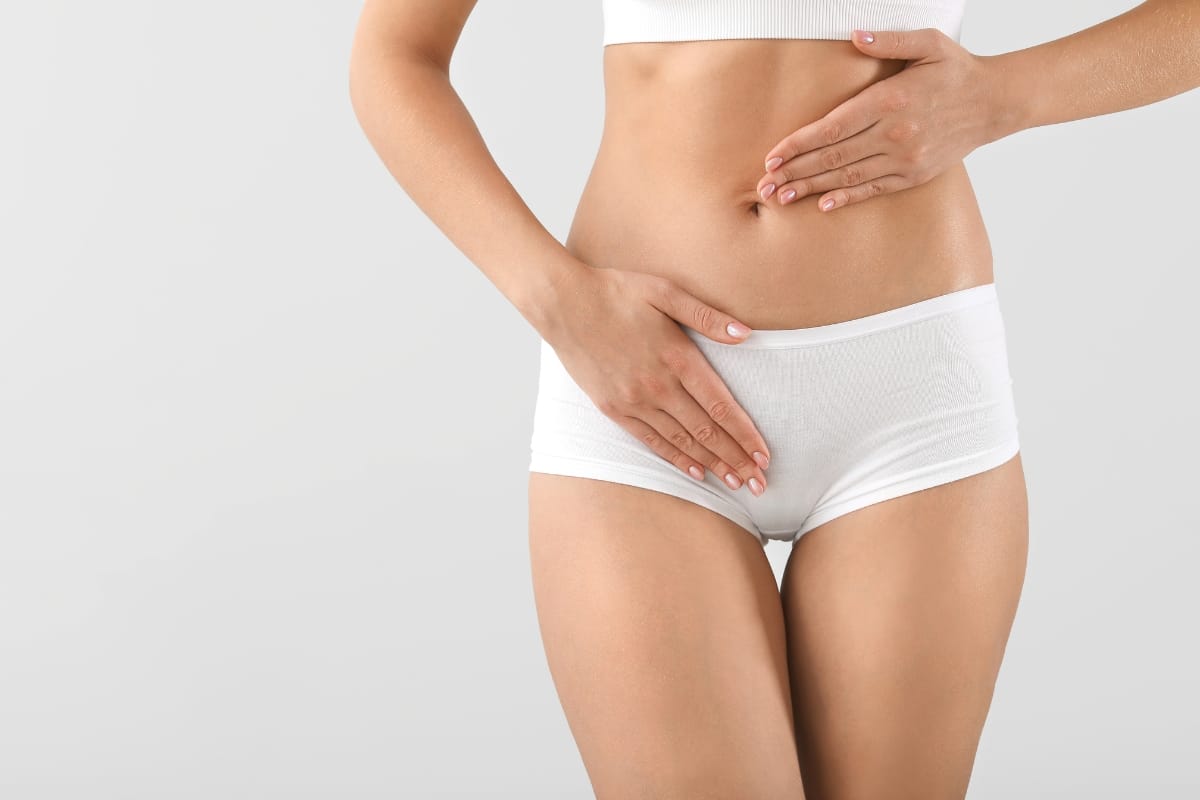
[540,264,770,496]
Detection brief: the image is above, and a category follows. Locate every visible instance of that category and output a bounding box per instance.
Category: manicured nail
[726,321,751,337]
[760,183,776,200]
[855,29,875,44]
[688,465,705,481]
[748,477,764,496]
[780,188,797,203]
[752,451,769,470]
[765,156,783,170]
[724,472,741,489]
[821,198,835,211]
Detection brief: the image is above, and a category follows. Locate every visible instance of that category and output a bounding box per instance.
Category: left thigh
[780,452,1028,800]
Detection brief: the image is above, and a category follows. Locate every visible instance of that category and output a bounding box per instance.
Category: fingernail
[748,477,764,496]
[765,156,783,171]
[688,465,705,481]
[821,198,835,211]
[855,29,875,44]
[752,451,769,470]
[724,472,741,489]
[760,183,776,201]
[780,188,797,203]
[726,321,751,337]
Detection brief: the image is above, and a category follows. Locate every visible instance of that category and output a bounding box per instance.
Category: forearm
[348,47,584,337]
[982,0,1200,141]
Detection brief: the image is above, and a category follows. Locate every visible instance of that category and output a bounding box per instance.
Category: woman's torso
[564,37,995,329]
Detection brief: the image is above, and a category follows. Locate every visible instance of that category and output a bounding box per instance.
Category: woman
[349,2,1199,797]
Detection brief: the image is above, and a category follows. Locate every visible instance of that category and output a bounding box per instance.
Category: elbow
[347,38,377,126]
[346,42,396,135]
[347,39,447,128]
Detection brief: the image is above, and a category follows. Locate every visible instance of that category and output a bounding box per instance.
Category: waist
[563,38,994,329]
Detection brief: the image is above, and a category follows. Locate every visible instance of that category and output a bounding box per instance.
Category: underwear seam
[807,438,1021,525]
[528,450,762,535]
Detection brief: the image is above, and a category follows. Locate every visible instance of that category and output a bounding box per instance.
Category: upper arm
[351,0,480,71]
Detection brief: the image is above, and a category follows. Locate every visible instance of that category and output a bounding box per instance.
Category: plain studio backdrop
[2,1,1197,797]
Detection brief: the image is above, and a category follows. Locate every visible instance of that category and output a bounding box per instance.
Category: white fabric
[602,0,967,46]
[528,282,1019,546]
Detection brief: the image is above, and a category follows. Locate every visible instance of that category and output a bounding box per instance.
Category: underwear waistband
[685,281,999,349]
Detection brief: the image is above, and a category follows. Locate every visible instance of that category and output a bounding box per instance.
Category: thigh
[528,472,807,800]
[780,452,1028,800]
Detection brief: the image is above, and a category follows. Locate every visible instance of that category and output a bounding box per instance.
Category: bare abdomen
[564,37,995,329]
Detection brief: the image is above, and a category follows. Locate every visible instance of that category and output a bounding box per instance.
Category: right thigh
[528,472,806,800]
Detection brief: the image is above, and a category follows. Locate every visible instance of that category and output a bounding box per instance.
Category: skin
[349,1,1200,796]
[528,452,1027,799]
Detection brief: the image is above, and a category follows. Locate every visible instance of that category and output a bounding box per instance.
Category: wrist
[512,255,594,343]
[978,51,1038,144]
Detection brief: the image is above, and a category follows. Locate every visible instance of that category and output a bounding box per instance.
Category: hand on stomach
[565,37,995,330]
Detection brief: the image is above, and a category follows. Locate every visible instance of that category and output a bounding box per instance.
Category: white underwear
[528,282,1020,547]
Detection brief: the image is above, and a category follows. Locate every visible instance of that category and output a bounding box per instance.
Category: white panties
[529,282,1020,547]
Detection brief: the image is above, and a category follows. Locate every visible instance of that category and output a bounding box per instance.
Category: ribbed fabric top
[602,0,966,46]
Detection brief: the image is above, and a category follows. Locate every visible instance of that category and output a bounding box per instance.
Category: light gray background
[1,1,1197,797]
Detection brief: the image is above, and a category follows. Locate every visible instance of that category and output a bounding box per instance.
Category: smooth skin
[529,451,1027,799]
[349,1,1199,796]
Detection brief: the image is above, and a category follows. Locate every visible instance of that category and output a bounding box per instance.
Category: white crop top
[602,0,966,46]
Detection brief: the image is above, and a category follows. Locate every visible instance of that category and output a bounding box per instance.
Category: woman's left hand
[757,28,1005,213]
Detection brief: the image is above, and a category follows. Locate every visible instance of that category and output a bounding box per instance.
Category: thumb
[851,27,945,61]
[653,280,753,344]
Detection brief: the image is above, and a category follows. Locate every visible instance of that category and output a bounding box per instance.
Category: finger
[648,279,754,343]
[852,27,949,64]
[664,387,767,494]
[614,414,710,483]
[673,356,772,474]
[758,126,880,201]
[642,406,740,483]
[772,153,895,205]
[762,84,886,173]
[815,173,913,212]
